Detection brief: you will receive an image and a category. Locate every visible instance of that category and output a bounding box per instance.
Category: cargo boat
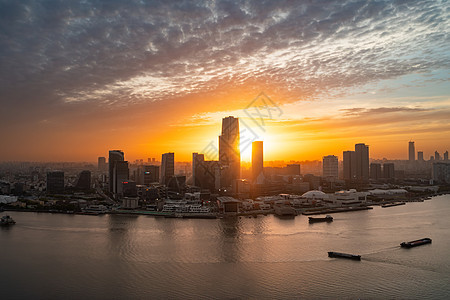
[328,251,361,260]
[381,202,406,208]
[309,215,333,223]
[400,238,432,248]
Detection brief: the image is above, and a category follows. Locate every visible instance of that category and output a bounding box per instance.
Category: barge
[400,238,432,248]
[381,202,406,208]
[309,215,333,223]
[328,251,361,260]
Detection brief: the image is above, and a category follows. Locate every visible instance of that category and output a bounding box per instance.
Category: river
[1,195,450,299]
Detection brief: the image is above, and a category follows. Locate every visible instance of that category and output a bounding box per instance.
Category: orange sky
[1,1,449,162]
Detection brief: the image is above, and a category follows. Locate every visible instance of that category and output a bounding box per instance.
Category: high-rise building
[113,161,129,196]
[75,170,91,191]
[343,150,356,180]
[435,151,441,161]
[46,171,64,194]
[432,163,450,184]
[383,163,395,179]
[98,157,107,172]
[136,165,159,185]
[417,151,424,161]
[109,150,124,193]
[370,163,382,180]
[285,164,301,175]
[192,152,219,191]
[355,143,369,181]
[323,155,338,179]
[252,141,264,183]
[408,141,415,162]
[444,151,449,161]
[160,152,175,185]
[219,116,240,188]
[192,152,204,187]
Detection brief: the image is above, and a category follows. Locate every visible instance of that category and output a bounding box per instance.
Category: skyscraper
[435,151,441,161]
[192,152,219,191]
[109,150,124,193]
[355,143,369,181]
[370,163,382,180]
[444,151,449,161]
[343,150,356,180]
[343,143,369,182]
[113,161,129,196]
[98,157,106,172]
[219,116,240,188]
[252,141,264,183]
[417,151,424,161]
[323,155,338,179]
[383,163,395,179]
[46,171,64,194]
[409,141,415,162]
[160,152,175,185]
[75,170,91,191]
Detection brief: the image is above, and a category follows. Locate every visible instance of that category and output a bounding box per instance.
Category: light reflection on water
[1,195,450,299]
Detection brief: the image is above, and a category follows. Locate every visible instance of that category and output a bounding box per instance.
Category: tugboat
[328,251,361,260]
[309,215,333,223]
[0,215,16,226]
[400,238,432,248]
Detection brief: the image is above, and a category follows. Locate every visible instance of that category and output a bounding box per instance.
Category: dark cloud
[0,0,448,121]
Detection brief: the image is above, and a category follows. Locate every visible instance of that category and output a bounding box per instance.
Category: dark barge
[400,238,432,248]
[328,251,361,260]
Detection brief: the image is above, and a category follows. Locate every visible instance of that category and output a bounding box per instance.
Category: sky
[1,0,449,162]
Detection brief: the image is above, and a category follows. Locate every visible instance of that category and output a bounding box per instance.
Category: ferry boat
[309,215,333,223]
[1,215,16,226]
[400,238,432,248]
[328,251,361,260]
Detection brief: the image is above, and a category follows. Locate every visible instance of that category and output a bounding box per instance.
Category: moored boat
[381,202,406,208]
[400,238,432,248]
[1,215,16,226]
[309,215,333,223]
[328,251,361,260]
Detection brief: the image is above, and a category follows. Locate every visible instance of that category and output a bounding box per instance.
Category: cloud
[1,0,448,111]
[0,0,449,161]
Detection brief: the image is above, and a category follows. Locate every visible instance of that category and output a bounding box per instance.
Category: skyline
[1,0,449,162]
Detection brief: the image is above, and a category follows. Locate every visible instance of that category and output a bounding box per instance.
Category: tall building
[46,171,64,194]
[160,152,175,185]
[113,161,129,196]
[370,163,382,180]
[98,157,106,172]
[192,152,204,187]
[343,151,356,180]
[444,151,449,161]
[252,141,264,183]
[355,143,369,181]
[285,164,301,175]
[417,151,424,161]
[383,163,395,179]
[109,150,124,193]
[219,116,240,188]
[432,162,450,184]
[408,141,415,161]
[136,165,159,185]
[192,152,219,191]
[343,143,369,182]
[323,155,338,179]
[75,170,91,191]
[435,151,441,161]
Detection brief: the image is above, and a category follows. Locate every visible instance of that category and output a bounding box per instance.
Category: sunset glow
[1,0,449,162]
